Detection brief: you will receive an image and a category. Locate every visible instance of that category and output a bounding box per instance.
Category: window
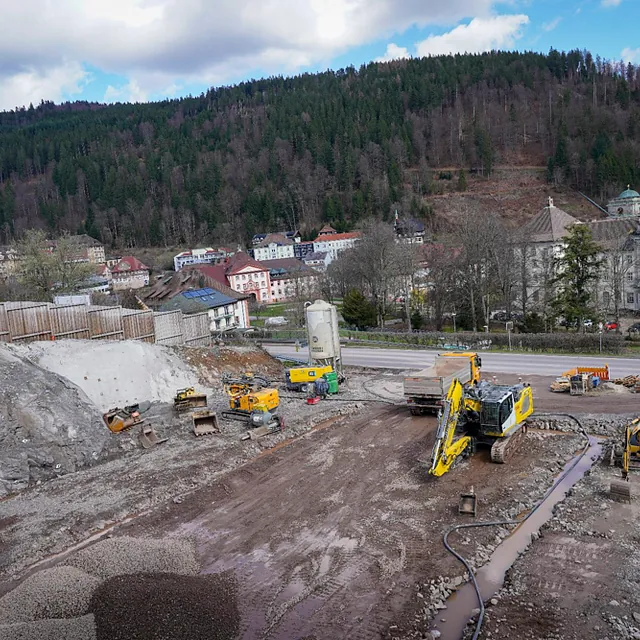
[626,254,633,265]
[603,291,610,307]
[627,272,634,283]
[532,290,539,303]
[627,293,635,304]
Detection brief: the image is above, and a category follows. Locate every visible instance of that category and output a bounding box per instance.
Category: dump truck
[404,352,481,415]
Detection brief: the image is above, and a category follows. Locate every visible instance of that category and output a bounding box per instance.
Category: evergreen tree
[341,289,377,330]
[552,225,603,328]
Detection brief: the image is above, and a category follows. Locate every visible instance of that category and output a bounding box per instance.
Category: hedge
[342,330,625,354]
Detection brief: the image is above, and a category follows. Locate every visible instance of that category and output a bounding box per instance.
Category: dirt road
[121,405,583,640]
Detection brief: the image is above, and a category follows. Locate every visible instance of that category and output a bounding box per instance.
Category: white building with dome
[607,186,640,217]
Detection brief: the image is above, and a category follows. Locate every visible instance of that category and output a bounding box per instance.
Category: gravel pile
[0,614,97,640]
[0,566,100,623]
[68,536,199,579]
[90,572,239,640]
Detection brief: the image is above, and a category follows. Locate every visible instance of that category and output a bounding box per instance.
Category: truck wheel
[409,407,421,416]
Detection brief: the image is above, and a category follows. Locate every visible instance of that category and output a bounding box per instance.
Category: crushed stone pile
[0,566,100,623]
[0,614,97,640]
[90,572,239,640]
[68,536,200,579]
[0,347,116,497]
[9,339,209,412]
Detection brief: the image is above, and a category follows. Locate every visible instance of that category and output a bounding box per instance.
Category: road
[265,344,640,378]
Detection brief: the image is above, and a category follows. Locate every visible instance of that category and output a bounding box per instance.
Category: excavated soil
[91,572,239,640]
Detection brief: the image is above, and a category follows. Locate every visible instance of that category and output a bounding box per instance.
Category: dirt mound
[68,536,199,580]
[90,572,239,640]
[0,566,100,623]
[178,345,283,387]
[0,347,116,497]
[0,614,97,640]
[9,340,208,412]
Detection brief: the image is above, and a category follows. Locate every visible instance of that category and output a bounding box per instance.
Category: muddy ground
[0,367,638,640]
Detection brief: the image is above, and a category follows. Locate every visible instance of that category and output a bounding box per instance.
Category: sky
[1,0,638,111]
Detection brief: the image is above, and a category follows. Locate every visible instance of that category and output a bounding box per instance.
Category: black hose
[442,413,594,640]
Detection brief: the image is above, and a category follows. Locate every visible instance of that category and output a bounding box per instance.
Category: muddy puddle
[435,436,602,640]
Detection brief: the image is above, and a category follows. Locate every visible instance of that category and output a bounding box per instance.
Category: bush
[343,330,624,354]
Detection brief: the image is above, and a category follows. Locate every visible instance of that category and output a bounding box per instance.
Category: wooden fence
[0,301,214,347]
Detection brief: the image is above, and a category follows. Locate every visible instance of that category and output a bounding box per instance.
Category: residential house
[159,288,245,332]
[518,197,640,313]
[293,241,315,260]
[0,246,20,276]
[251,230,301,246]
[259,257,318,303]
[66,235,106,264]
[110,256,150,291]
[317,224,337,236]
[173,247,233,271]
[250,233,295,261]
[106,256,121,269]
[303,251,331,272]
[224,252,272,303]
[607,186,640,218]
[143,265,250,328]
[394,214,426,245]
[312,230,361,261]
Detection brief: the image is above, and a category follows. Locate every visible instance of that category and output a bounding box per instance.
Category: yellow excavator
[429,378,534,476]
[610,417,640,501]
[221,372,280,426]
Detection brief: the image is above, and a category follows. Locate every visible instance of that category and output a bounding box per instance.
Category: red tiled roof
[190,264,230,289]
[111,256,149,274]
[225,251,269,275]
[313,232,361,243]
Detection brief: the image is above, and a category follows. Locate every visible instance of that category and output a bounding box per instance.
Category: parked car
[583,319,593,328]
[628,322,640,333]
[605,321,618,331]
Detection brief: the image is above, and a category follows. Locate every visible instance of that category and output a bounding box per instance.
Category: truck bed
[403,359,471,399]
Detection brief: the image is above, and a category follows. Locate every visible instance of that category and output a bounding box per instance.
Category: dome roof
[619,187,640,199]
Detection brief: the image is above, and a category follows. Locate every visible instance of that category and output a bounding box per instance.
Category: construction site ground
[1,346,639,640]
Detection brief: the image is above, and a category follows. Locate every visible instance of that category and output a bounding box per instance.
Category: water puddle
[435,436,602,640]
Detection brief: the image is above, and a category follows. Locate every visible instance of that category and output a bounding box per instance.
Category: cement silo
[305,299,342,375]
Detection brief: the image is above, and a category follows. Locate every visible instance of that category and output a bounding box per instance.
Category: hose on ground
[442,413,593,640]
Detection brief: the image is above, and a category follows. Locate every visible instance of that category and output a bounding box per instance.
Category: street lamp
[452,312,457,333]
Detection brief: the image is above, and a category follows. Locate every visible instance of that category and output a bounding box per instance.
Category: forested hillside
[0,49,639,249]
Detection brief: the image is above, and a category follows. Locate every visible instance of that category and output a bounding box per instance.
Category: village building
[607,186,640,218]
[258,257,318,303]
[302,251,331,272]
[250,233,295,261]
[224,252,272,303]
[67,235,106,264]
[173,247,232,271]
[518,197,640,314]
[110,256,150,291]
[143,266,250,328]
[312,230,361,261]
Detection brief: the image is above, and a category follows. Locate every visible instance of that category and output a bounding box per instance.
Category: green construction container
[324,371,339,394]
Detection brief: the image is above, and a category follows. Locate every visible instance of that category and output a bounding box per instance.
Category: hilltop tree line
[0,49,639,248]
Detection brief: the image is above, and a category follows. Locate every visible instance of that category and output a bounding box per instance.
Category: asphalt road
[265,344,640,378]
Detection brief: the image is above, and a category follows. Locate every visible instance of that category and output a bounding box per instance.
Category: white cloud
[601,0,622,6]
[621,47,640,63]
[104,80,148,104]
[0,0,508,108]
[542,16,561,31]
[0,61,88,111]
[416,14,529,57]
[376,43,411,62]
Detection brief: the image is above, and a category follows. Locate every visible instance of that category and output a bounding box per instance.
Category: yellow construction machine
[174,387,208,411]
[221,373,280,423]
[103,406,145,433]
[610,417,640,501]
[428,378,534,477]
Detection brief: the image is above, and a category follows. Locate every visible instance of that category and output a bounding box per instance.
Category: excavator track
[490,423,528,464]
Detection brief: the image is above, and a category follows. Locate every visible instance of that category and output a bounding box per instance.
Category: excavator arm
[428,378,472,477]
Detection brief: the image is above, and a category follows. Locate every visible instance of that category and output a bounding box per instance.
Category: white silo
[305,299,342,375]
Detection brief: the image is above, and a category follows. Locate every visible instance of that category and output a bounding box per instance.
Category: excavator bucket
[610,479,632,502]
[139,425,168,449]
[459,486,477,516]
[103,408,144,433]
[193,410,220,437]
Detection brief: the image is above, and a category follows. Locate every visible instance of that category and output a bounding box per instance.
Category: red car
[605,321,618,331]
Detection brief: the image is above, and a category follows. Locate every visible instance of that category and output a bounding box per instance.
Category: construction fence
[0,301,213,347]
